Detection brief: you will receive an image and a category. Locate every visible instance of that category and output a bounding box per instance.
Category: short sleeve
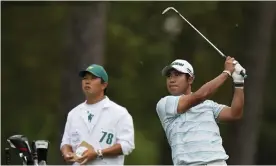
[211,100,227,120]
[156,96,181,117]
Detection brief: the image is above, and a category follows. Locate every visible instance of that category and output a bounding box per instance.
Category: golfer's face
[82,73,104,96]
[166,70,189,95]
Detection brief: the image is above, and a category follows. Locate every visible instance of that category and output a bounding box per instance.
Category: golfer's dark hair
[101,79,107,95]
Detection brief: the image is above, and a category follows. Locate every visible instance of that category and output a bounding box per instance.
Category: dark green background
[2,1,276,165]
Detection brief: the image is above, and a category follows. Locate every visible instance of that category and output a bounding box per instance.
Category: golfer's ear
[188,76,194,85]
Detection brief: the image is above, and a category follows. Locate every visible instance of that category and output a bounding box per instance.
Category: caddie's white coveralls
[60,96,135,165]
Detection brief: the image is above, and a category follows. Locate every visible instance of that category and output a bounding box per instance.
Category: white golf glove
[232,62,246,87]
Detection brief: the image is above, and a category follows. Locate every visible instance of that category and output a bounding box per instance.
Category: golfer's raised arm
[177,56,235,114]
[217,63,245,121]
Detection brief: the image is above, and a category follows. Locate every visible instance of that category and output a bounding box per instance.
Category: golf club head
[162,7,178,14]
[7,135,34,165]
[35,140,49,164]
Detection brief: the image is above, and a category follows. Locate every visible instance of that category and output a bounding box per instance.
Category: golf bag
[5,134,49,165]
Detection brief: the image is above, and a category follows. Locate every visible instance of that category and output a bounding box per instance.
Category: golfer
[156,56,245,165]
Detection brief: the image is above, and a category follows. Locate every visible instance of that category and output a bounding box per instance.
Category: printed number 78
[100,131,114,145]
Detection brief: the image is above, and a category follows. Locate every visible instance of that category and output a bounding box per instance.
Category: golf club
[35,140,49,165]
[31,141,39,166]
[162,7,247,78]
[7,135,34,165]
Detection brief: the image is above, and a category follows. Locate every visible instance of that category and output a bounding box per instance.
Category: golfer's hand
[76,148,97,165]
[63,152,75,163]
[224,56,235,74]
[232,63,245,84]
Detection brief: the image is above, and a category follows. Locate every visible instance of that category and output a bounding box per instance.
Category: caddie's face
[166,69,191,96]
[82,72,107,97]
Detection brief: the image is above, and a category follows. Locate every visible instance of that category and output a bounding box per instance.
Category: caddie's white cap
[162,59,194,77]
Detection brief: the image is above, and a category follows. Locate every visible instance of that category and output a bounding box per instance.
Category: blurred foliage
[1,1,275,165]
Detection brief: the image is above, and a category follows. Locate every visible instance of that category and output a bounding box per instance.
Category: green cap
[79,64,108,82]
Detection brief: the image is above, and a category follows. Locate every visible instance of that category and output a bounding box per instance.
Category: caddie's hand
[224,56,235,74]
[232,63,246,84]
[63,152,75,163]
[75,148,97,165]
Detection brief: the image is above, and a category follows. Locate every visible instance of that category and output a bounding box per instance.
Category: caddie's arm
[101,112,135,157]
[60,114,75,163]
[217,63,245,121]
[101,144,124,156]
[177,56,235,114]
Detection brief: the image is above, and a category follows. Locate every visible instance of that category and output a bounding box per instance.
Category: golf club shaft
[163,7,226,58]
[5,148,11,165]
[163,7,247,78]
[32,141,39,166]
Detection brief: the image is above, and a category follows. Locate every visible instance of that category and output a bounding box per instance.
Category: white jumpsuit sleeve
[60,113,71,150]
[116,111,135,155]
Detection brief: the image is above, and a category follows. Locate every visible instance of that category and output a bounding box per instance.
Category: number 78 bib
[99,129,115,146]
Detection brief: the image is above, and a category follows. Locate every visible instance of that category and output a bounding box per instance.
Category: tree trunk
[57,2,107,164]
[61,2,107,107]
[226,2,275,164]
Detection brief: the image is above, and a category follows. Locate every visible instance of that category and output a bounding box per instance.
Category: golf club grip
[240,70,247,78]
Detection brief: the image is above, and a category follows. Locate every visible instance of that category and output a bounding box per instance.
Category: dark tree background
[2,1,276,165]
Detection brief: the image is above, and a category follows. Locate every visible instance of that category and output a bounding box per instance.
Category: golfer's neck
[183,86,192,95]
[86,94,105,104]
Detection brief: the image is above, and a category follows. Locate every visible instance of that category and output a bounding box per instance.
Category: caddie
[60,64,135,165]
